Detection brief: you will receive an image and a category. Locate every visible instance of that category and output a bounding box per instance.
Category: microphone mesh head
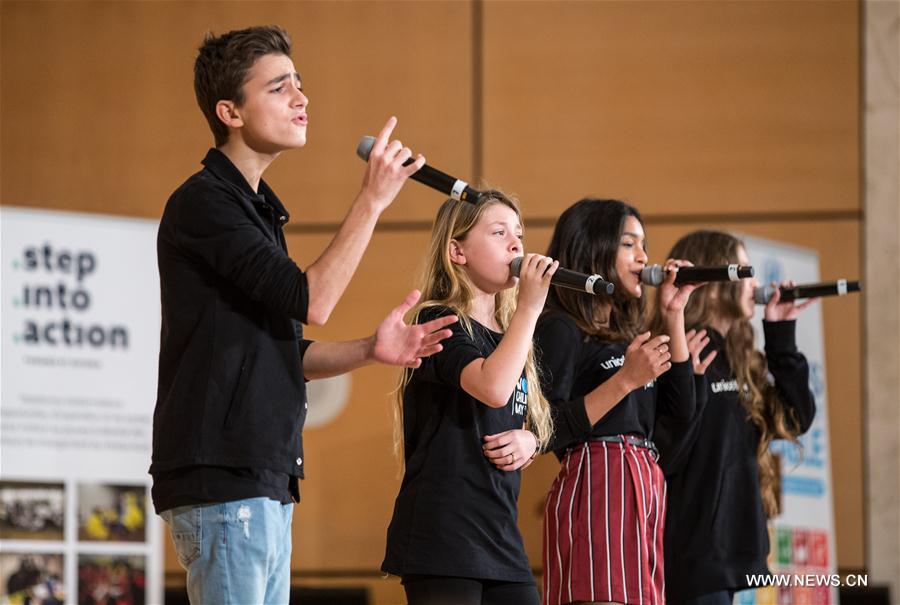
[640,265,665,286]
[753,286,772,305]
[356,136,376,161]
[509,257,523,277]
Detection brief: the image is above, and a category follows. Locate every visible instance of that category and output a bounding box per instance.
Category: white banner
[1,206,162,605]
[739,234,839,605]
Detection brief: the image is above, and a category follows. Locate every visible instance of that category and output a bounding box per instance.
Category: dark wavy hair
[653,229,803,518]
[545,198,645,341]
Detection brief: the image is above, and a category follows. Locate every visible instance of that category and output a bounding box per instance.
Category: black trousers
[672,589,736,605]
[402,574,540,605]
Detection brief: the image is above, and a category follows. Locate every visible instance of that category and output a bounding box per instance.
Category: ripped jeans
[161,498,294,604]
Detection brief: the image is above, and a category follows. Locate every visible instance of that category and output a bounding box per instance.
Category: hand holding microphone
[757,278,860,321]
[754,279,860,304]
[762,280,820,321]
[357,118,427,212]
[357,134,483,203]
[654,260,705,342]
[513,254,559,315]
[510,257,615,296]
[641,263,755,286]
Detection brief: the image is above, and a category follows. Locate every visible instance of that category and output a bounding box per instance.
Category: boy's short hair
[194,25,292,147]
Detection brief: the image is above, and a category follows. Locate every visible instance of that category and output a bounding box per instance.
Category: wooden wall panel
[0,1,473,224]
[481,0,859,218]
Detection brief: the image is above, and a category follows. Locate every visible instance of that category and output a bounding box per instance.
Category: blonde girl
[382,191,556,605]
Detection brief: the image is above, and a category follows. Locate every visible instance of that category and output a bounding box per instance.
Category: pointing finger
[373,116,397,153]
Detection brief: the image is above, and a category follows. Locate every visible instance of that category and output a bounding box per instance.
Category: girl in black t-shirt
[535,199,702,605]
[651,230,816,605]
[382,190,557,605]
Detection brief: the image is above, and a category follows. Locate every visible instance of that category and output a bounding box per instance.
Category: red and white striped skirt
[542,438,667,605]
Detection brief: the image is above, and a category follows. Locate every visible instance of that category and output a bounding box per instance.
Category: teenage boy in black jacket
[150,25,456,605]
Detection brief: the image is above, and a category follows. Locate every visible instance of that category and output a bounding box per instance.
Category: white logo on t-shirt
[600,355,625,370]
[710,378,739,393]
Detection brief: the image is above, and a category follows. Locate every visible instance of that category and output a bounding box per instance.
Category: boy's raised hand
[358,117,426,213]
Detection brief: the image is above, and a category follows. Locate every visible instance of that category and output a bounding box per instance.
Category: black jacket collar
[201,148,291,225]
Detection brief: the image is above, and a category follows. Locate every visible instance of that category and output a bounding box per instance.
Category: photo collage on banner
[0,207,162,605]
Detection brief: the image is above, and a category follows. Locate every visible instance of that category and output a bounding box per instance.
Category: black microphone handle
[403,160,482,203]
[754,280,861,304]
[356,135,481,203]
[674,265,755,285]
[509,258,614,296]
[553,267,616,295]
[641,264,755,286]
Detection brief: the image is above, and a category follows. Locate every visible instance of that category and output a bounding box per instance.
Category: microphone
[641,264,755,286]
[356,135,483,203]
[510,257,615,296]
[754,279,861,304]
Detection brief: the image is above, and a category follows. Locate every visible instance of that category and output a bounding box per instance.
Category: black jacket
[654,320,816,601]
[150,149,312,484]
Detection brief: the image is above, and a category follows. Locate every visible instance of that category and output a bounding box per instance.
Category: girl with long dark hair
[535,198,702,605]
[652,230,816,605]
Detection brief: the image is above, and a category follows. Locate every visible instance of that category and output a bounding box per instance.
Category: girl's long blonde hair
[652,230,803,518]
[392,191,553,463]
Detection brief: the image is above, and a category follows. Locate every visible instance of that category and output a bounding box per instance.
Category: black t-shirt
[382,306,533,582]
[535,310,696,456]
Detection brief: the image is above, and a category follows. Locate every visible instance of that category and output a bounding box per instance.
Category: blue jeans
[161,498,294,604]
